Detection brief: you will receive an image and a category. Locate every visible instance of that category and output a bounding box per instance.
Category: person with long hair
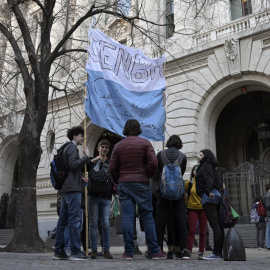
[185,164,207,259]
[195,149,224,260]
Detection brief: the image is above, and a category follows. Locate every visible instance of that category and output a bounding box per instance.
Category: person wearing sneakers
[53,126,90,261]
[155,135,189,260]
[110,119,166,260]
[196,149,224,261]
[185,164,208,260]
[87,139,114,260]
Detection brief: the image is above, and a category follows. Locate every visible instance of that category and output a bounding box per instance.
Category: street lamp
[255,92,270,143]
[255,123,270,143]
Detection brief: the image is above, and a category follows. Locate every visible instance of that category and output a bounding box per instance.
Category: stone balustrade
[194,9,270,45]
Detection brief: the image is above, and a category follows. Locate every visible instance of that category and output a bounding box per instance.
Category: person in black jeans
[196,149,224,260]
[155,135,189,260]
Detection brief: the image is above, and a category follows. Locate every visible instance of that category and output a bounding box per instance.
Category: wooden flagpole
[162,45,166,150]
[84,85,89,257]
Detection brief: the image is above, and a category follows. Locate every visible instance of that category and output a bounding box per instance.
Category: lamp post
[255,123,270,143]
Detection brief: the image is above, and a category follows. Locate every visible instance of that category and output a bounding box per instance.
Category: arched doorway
[215,90,270,220]
[93,130,123,158]
[0,135,19,228]
[216,90,270,170]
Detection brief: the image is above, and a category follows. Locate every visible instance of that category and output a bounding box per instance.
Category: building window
[115,0,131,16]
[166,0,174,38]
[46,130,55,155]
[231,0,252,21]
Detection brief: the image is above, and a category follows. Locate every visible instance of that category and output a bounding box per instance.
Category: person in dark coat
[251,195,266,249]
[155,135,189,260]
[196,149,224,260]
[53,126,89,260]
[109,119,166,260]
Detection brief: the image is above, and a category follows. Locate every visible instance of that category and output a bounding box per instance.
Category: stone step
[0,223,259,248]
[207,223,257,248]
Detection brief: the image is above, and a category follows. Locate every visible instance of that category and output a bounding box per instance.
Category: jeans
[64,226,71,250]
[265,217,270,248]
[256,222,266,248]
[118,182,159,256]
[89,196,111,252]
[55,192,82,255]
[203,202,224,256]
[187,209,207,252]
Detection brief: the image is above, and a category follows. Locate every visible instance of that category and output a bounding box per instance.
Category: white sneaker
[201,253,222,260]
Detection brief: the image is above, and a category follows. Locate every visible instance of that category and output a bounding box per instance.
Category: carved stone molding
[36,180,52,189]
[165,51,213,77]
[224,38,242,78]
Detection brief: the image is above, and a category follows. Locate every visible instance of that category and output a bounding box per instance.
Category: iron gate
[222,161,270,223]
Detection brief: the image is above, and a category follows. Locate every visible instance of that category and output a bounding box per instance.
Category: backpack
[257,200,266,217]
[220,190,240,228]
[88,160,112,194]
[160,150,185,200]
[50,142,71,190]
[250,205,260,223]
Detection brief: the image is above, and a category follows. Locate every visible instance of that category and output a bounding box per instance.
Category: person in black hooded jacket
[195,149,224,261]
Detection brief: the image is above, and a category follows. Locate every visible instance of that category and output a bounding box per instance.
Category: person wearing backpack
[195,149,224,260]
[109,119,166,260]
[87,139,114,259]
[185,164,208,259]
[53,126,90,261]
[262,183,270,250]
[155,135,189,260]
[251,195,266,249]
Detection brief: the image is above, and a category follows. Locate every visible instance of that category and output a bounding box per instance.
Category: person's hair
[67,126,84,141]
[254,195,262,203]
[166,135,183,149]
[190,164,199,179]
[265,183,270,191]
[98,139,110,148]
[200,149,218,167]
[123,119,142,136]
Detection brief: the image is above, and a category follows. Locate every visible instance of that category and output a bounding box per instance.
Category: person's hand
[184,193,188,199]
[91,156,100,163]
[209,192,215,197]
[83,146,89,156]
[82,172,88,183]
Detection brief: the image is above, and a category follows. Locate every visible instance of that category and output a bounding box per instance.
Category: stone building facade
[0,0,270,238]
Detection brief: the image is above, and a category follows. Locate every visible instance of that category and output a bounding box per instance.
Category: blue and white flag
[85,28,166,141]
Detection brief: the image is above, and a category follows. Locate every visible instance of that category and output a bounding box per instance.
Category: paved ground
[0,247,269,270]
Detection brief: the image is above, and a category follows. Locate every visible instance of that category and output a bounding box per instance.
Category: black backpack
[88,161,112,194]
[50,142,71,190]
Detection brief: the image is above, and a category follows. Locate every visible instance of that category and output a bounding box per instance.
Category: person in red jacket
[109,119,166,260]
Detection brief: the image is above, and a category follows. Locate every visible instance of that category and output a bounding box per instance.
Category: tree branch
[54,48,87,59]
[7,0,40,76]
[29,0,47,15]
[49,3,96,63]
[0,22,30,83]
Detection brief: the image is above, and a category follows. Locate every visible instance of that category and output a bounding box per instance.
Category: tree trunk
[3,85,51,253]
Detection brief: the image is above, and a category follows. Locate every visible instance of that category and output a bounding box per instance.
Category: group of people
[53,119,225,261]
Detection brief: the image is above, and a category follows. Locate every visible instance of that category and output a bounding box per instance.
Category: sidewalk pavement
[0,246,269,270]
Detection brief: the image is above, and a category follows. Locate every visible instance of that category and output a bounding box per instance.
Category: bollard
[223,227,246,261]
